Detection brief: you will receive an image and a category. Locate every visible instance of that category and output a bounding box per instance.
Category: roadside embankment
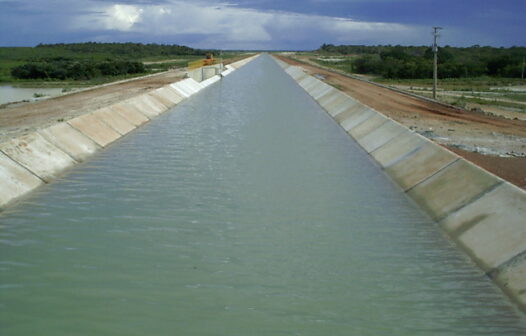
[273,57,526,313]
[0,55,259,210]
[275,55,526,190]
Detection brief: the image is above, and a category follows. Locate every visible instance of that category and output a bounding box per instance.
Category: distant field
[0,43,240,87]
[293,51,526,116]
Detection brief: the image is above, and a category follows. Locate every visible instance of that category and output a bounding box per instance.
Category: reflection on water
[1,55,525,335]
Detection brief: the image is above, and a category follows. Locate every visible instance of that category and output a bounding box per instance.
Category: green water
[1,55,525,335]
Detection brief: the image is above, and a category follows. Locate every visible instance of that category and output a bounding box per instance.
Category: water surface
[0,85,65,104]
[1,55,525,335]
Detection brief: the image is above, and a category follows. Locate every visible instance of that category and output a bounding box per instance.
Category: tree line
[35,42,210,58]
[11,60,145,80]
[5,42,212,81]
[319,44,525,79]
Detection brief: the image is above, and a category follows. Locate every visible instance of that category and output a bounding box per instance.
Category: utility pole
[522,57,525,81]
[432,27,443,100]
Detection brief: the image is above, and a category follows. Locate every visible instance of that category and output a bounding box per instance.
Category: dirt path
[0,69,187,143]
[277,55,526,189]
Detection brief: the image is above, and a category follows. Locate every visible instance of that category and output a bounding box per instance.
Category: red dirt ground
[277,55,526,190]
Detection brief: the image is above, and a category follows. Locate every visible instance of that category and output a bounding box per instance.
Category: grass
[294,53,526,93]
[3,72,154,88]
[443,95,526,112]
[376,77,526,92]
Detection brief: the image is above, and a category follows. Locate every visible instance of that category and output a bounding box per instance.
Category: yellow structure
[187,54,217,70]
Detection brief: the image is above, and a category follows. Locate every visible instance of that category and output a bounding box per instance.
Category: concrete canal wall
[272,57,526,312]
[0,55,259,210]
[187,64,223,82]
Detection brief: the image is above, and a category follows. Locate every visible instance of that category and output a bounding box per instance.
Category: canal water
[1,55,525,335]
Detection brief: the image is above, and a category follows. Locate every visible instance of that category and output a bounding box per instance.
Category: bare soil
[277,55,526,190]
[448,147,526,190]
[0,69,186,143]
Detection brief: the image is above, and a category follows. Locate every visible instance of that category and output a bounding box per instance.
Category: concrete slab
[153,87,184,105]
[309,83,333,100]
[170,81,194,98]
[164,86,186,103]
[93,107,136,135]
[126,96,161,118]
[68,113,122,147]
[340,108,375,132]
[142,94,168,113]
[334,104,368,123]
[384,142,458,191]
[296,75,317,89]
[304,79,327,96]
[326,97,357,118]
[110,104,149,126]
[147,92,172,109]
[318,94,346,115]
[408,159,501,221]
[313,87,337,103]
[0,133,77,182]
[221,66,235,76]
[281,67,305,80]
[348,113,389,140]
[184,78,204,93]
[370,130,427,168]
[495,254,526,310]
[298,76,318,90]
[39,122,100,162]
[286,67,306,80]
[318,91,349,111]
[230,61,243,69]
[357,120,407,153]
[306,80,328,96]
[223,68,235,76]
[183,79,201,94]
[290,70,308,82]
[440,183,526,270]
[0,152,43,208]
[201,75,221,87]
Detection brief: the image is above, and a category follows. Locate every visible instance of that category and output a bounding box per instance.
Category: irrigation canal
[1,55,526,335]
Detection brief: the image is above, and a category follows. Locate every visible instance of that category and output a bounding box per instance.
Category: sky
[0,0,525,50]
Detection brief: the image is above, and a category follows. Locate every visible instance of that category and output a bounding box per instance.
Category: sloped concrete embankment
[273,57,526,313]
[0,55,259,210]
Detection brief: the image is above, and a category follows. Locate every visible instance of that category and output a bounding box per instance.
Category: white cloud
[105,4,143,30]
[71,0,421,48]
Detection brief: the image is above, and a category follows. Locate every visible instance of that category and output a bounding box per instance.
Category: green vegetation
[300,44,526,115]
[0,42,215,84]
[442,95,526,111]
[317,44,526,79]
[373,76,526,92]
[11,60,145,80]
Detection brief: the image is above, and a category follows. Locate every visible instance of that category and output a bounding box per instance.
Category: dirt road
[277,55,526,189]
[0,70,187,143]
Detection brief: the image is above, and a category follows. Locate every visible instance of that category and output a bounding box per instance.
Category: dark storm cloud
[0,0,524,48]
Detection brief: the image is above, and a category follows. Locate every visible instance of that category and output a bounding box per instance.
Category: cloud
[1,0,525,47]
[66,0,419,49]
[104,4,143,30]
